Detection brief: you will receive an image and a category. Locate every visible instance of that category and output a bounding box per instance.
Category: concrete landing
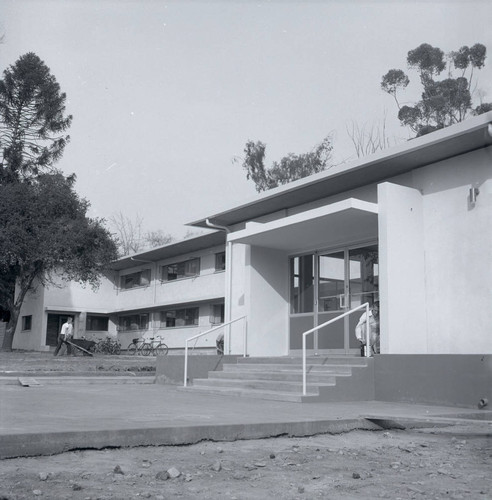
[2,383,491,459]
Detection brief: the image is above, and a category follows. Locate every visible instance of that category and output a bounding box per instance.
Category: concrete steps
[186,356,375,403]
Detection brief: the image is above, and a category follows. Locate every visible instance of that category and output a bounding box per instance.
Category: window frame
[86,315,109,332]
[161,258,200,282]
[215,252,226,272]
[120,269,152,290]
[21,315,32,331]
[160,307,199,328]
[210,303,225,325]
[118,313,150,332]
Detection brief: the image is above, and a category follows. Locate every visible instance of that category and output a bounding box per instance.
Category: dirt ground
[1,352,491,499]
[0,424,490,500]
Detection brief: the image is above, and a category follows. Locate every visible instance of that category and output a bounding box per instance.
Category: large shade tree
[0,173,119,350]
[237,135,334,192]
[0,52,72,182]
[381,43,492,137]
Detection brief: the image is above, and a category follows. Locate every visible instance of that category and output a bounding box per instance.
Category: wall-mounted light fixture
[469,186,480,205]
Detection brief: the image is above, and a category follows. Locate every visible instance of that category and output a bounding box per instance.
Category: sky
[1,0,492,239]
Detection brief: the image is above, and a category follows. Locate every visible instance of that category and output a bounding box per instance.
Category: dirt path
[1,424,490,500]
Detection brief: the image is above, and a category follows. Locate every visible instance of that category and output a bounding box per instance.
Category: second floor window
[120,269,151,290]
[161,258,200,281]
[215,252,226,271]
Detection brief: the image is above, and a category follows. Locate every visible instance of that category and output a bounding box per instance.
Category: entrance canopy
[228,198,378,253]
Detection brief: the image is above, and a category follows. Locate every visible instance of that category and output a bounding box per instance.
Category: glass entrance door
[316,251,345,350]
[347,245,379,350]
[289,243,378,353]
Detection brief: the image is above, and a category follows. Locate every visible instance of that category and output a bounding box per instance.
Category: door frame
[289,240,378,354]
[46,313,75,347]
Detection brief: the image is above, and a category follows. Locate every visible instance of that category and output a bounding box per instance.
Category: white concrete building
[189,112,492,358]
[13,232,226,352]
[13,113,492,362]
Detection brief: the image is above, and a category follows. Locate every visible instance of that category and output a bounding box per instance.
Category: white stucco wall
[115,246,225,311]
[378,182,427,354]
[116,305,223,350]
[227,242,248,355]
[379,146,492,354]
[415,147,492,353]
[14,243,227,351]
[12,284,47,351]
[45,273,117,313]
[244,245,289,357]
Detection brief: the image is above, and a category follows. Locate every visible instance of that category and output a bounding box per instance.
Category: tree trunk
[1,307,19,351]
[1,276,32,351]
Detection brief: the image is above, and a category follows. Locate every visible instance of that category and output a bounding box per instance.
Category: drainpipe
[205,219,233,354]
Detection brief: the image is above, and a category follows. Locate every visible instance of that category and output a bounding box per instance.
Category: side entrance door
[289,243,378,354]
[46,314,75,347]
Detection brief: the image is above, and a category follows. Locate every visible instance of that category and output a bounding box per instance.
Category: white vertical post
[184,342,189,387]
[243,318,247,357]
[365,302,370,358]
[302,334,307,396]
[226,240,233,354]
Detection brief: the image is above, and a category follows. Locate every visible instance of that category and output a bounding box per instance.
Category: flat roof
[228,198,378,253]
[189,112,492,229]
[109,230,226,271]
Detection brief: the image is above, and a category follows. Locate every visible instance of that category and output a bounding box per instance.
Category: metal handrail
[183,316,247,387]
[302,302,371,396]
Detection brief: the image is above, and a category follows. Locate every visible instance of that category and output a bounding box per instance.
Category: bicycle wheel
[113,343,121,355]
[127,343,137,355]
[141,343,152,356]
[156,343,168,355]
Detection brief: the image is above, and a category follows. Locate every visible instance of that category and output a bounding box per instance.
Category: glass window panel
[22,315,32,331]
[349,245,379,308]
[119,314,148,331]
[318,251,345,312]
[120,270,151,289]
[215,252,226,271]
[162,258,200,281]
[161,307,199,327]
[290,255,314,314]
[210,303,225,324]
[86,315,109,331]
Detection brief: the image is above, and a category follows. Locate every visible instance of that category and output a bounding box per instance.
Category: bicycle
[127,337,146,355]
[141,337,168,356]
[94,337,121,355]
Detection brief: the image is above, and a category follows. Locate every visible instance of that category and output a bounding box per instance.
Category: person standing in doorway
[216,332,224,355]
[54,317,73,356]
[355,301,379,356]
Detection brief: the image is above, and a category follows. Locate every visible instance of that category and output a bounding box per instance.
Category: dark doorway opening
[46,314,75,346]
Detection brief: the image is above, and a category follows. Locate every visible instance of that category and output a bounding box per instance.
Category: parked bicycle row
[71,336,169,356]
[127,337,168,356]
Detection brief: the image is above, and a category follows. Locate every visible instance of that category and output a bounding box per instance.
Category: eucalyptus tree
[381,43,492,137]
[237,135,334,192]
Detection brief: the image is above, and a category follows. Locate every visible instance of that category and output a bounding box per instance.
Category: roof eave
[188,112,492,229]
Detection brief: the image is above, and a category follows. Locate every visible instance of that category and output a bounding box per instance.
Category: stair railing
[302,302,370,396]
[184,316,247,387]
